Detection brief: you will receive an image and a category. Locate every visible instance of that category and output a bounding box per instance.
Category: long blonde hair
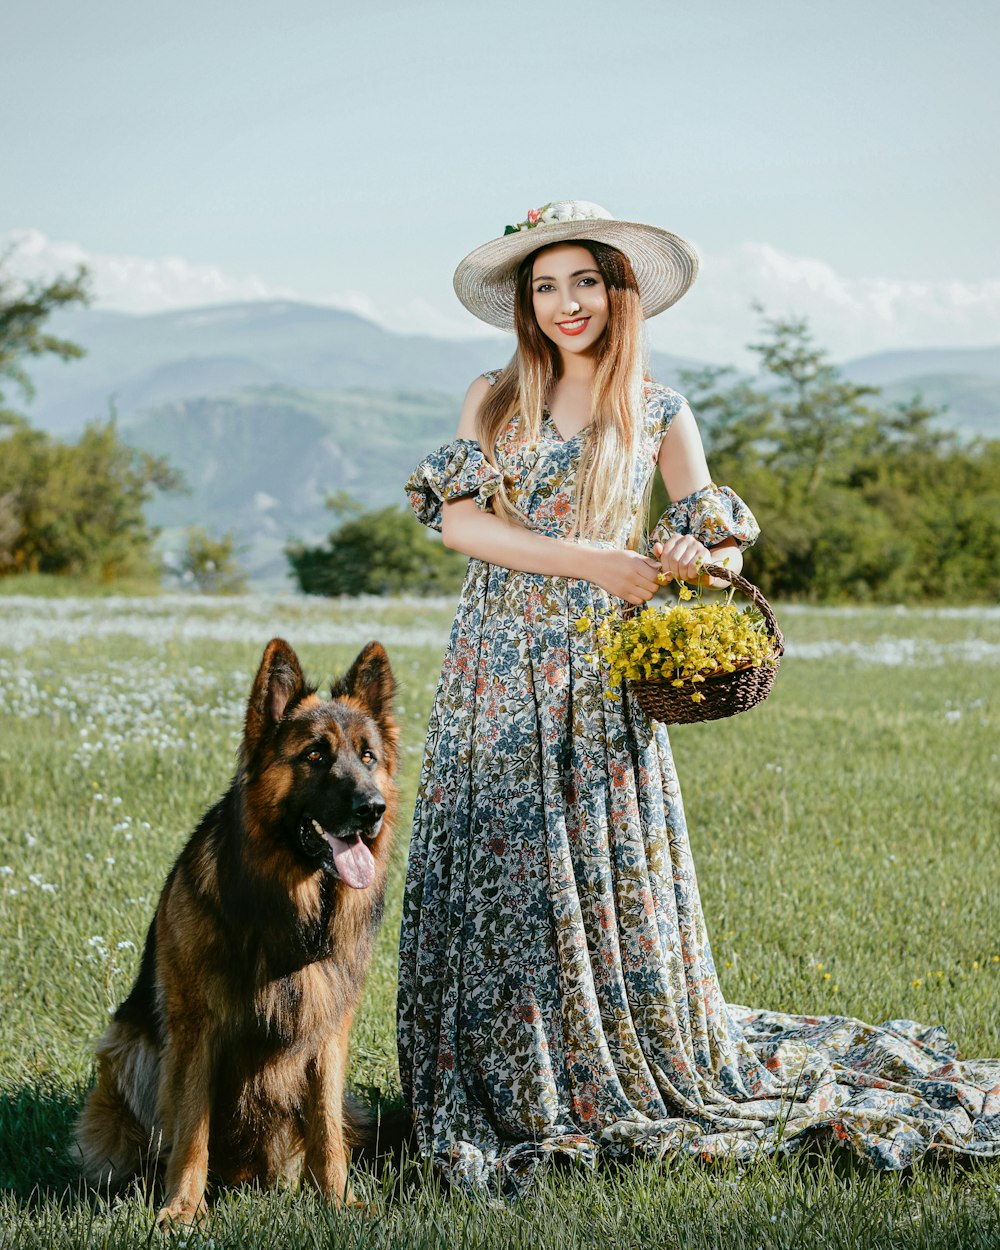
[476,240,649,545]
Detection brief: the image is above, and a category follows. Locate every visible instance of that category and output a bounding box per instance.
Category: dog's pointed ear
[244,638,306,755]
[332,641,397,725]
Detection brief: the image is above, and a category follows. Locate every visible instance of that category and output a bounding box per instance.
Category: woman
[397,201,998,1196]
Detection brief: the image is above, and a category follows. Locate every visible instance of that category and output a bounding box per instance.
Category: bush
[167,527,248,594]
[286,497,467,597]
[0,412,180,581]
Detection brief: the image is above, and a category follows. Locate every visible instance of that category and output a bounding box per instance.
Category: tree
[649,312,1000,603]
[0,253,90,417]
[286,494,468,597]
[0,254,182,581]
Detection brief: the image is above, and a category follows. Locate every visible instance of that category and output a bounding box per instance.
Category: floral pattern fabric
[397,380,1000,1198]
[648,482,760,553]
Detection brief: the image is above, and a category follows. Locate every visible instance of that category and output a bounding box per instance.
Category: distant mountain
[836,346,1000,439]
[22,299,706,433]
[23,302,505,432]
[129,386,461,585]
[840,345,1000,386]
[876,373,1000,440]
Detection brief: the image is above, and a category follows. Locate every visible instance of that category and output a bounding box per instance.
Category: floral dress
[397,378,1000,1197]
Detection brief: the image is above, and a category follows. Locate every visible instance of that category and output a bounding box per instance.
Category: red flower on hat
[503,202,553,235]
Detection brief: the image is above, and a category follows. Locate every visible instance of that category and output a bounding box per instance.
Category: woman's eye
[534,283,554,293]
[578,277,597,287]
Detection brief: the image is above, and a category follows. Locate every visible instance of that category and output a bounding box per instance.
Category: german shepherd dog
[75,637,398,1227]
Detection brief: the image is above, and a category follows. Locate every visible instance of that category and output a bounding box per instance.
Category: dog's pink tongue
[327,835,376,890]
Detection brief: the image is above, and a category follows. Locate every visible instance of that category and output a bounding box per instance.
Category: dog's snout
[352,792,386,824]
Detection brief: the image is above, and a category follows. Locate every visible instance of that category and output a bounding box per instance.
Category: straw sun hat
[452,200,700,332]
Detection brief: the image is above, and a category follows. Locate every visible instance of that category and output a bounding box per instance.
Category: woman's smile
[556,316,591,335]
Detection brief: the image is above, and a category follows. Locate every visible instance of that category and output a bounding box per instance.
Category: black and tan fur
[74,638,398,1227]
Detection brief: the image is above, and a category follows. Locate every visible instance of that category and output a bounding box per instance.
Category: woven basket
[626,563,784,725]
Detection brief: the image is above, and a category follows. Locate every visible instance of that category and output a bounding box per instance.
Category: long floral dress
[397,378,1000,1197]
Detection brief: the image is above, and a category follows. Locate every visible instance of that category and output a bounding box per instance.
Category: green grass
[0,572,166,598]
[1,595,999,1248]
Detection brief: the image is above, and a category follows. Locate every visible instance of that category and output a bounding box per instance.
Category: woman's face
[530,243,609,355]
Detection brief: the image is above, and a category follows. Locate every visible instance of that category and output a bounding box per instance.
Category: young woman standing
[397,201,999,1196]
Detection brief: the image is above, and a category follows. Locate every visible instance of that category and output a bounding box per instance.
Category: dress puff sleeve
[404,438,505,533]
[648,483,760,553]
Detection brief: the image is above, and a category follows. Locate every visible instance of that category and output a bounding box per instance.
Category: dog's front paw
[155,1199,206,1231]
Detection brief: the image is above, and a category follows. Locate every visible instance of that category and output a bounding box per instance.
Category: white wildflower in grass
[0,592,454,653]
[785,638,1000,665]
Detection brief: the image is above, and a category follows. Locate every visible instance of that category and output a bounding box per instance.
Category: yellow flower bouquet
[580,562,784,725]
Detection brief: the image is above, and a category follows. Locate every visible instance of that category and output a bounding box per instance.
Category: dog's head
[240,638,398,890]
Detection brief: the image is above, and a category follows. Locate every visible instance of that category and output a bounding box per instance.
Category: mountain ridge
[25,297,997,435]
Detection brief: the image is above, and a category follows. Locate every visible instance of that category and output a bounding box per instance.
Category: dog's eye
[360,749,377,767]
[304,747,325,765]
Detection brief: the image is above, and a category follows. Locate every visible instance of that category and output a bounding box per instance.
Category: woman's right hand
[584,549,663,605]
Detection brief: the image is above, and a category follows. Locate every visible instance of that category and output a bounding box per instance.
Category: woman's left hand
[653,536,711,585]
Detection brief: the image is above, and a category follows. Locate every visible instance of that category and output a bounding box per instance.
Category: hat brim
[453,219,699,332]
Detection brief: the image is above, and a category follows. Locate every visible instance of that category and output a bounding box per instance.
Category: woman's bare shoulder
[455,373,498,439]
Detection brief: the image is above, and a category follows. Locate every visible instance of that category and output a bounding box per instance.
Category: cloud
[4,228,998,365]
[654,242,1000,366]
[2,228,503,342]
[1,228,297,312]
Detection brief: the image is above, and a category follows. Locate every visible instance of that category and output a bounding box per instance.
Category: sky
[2,0,999,367]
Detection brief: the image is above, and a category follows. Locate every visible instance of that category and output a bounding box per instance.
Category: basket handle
[701,562,784,656]
[626,562,785,657]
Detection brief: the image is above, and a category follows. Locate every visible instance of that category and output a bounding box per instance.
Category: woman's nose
[563,298,580,315]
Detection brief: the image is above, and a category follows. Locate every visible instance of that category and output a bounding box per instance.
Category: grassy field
[1,593,998,1248]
